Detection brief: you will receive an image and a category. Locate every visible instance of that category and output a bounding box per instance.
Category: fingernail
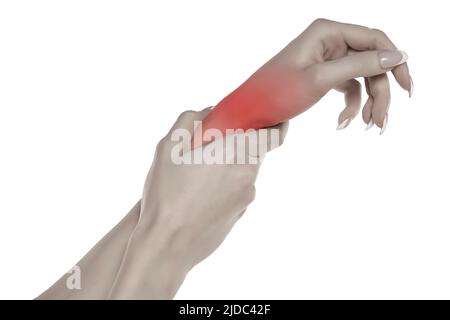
[365,118,374,131]
[409,76,414,98]
[379,114,388,135]
[336,117,352,130]
[379,50,408,69]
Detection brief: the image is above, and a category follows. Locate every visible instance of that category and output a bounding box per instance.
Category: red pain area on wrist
[193,69,315,147]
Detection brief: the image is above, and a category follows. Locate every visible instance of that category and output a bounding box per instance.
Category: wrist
[129,207,191,298]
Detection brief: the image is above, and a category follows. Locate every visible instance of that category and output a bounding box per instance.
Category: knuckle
[311,18,330,27]
[178,110,196,120]
[371,28,387,38]
[309,18,336,35]
[156,138,169,153]
[370,28,389,47]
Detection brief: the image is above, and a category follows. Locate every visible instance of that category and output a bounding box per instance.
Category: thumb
[311,49,408,92]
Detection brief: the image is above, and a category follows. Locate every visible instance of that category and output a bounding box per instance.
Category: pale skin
[38,109,288,299]
[38,201,141,299]
[38,19,411,299]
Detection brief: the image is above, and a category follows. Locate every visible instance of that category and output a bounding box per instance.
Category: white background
[0,0,448,299]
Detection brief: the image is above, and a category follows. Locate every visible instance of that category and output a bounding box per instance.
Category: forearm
[37,200,141,299]
[108,207,189,300]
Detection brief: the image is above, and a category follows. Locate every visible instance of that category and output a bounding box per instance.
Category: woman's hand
[197,19,412,142]
[108,109,288,299]
[141,109,288,268]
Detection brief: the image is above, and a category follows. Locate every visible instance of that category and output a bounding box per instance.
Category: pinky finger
[334,79,362,129]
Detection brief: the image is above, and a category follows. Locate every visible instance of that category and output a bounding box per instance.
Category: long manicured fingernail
[365,118,374,131]
[336,117,352,130]
[379,114,388,135]
[379,50,408,69]
[409,76,414,98]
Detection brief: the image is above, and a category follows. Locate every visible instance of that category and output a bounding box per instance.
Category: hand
[198,19,412,140]
[140,108,288,268]
[109,109,288,299]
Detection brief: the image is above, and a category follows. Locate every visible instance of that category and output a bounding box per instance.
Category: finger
[362,96,374,128]
[392,62,413,96]
[222,121,289,165]
[168,107,212,135]
[325,21,396,52]
[346,50,411,96]
[364,77,371,95]
[334,79,361,129]
[310,49,408,93]
[362,78,374,127]
[367,74,390,133]
[263,121,289,152]
[166,108,212,154]
[251,121,289,158]
[309,19,413,94]
[335,21,412,93]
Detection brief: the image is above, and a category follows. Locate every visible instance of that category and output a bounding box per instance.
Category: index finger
[309,19,412,94]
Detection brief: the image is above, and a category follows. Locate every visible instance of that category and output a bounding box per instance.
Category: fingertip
[372,110,385,129]
[278,121,290,138]
[362,97,374,124]
[365,118,374,131]
[392,63,412,94]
